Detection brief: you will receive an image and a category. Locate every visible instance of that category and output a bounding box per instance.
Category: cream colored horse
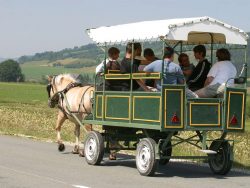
[47,74,94,154]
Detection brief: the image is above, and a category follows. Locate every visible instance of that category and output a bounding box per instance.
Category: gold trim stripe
[105,74,130,80]
[132,72,161,79]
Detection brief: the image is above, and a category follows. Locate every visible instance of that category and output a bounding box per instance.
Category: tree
[0,59,25,82]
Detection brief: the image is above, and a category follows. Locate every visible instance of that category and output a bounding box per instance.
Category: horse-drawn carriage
[48,16,248,176]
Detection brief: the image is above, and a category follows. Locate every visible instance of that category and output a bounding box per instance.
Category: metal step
[199,149,217,154]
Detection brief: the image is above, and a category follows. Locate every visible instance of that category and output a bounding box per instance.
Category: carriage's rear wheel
[208,140,233,175]
[84,131,104,165]
[136,138,158,176]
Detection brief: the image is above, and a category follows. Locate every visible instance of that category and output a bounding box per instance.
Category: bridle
[46,75,94,116]
[47,75,60,108]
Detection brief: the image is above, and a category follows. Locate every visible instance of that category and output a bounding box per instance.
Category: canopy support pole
[209,33,214,64]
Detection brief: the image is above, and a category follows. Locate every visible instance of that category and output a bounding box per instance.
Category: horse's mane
[55,74,81,85]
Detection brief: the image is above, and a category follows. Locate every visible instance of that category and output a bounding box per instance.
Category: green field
[20,59,95,82]
[0,82,79,141]
[0,82,250,168]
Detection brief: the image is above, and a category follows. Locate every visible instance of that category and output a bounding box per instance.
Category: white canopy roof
[86,16,248,45]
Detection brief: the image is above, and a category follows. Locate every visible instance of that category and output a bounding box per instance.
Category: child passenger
[178,53,195,80]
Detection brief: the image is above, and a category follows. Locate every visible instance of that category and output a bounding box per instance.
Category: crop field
[0,82,250,168]
[20,59,95,82]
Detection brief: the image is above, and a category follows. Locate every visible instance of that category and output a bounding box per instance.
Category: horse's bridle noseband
[47,76,58,108]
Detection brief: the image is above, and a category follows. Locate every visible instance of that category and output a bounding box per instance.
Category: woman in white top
[195,48,237,98]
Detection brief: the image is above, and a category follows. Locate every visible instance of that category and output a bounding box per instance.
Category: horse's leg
[72,123,92,156]
[55,111,67,151]
[72,123,81,154]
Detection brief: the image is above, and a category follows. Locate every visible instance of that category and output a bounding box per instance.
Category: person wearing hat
[143,47,185,91]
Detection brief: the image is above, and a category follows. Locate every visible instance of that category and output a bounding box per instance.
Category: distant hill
[18,31,250,80]
[18,32,250,64]
[18,44,104,67]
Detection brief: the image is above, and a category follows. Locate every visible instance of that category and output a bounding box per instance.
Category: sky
[0,0,250,58]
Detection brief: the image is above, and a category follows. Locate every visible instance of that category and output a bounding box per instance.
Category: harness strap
[58,84,94,116]
[63,82,83,94]
[78,85,94,115]
[58,104,70,119]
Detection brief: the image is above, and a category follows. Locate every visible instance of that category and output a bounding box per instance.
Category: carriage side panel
[186,98,223,130]
[132,92,161,126]
[162,85,185,131]
[225,87,246,131]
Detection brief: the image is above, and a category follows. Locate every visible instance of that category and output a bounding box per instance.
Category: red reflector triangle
[171,113,180,123]
[230,114,238,125]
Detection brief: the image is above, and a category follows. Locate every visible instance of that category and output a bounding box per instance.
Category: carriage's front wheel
[208,140,233,175]
[136,138,158,176]
[84,131,104,165]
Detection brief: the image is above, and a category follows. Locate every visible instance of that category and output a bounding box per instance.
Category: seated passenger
[195,48,237,98]
[138,48,159,71]
[187,45,211,91]
[143,47,184,91]
[120,42,150,91]
[178,53,195,80]
[95,47,121,90]
[140,48,159,87]
[95,47,120,74]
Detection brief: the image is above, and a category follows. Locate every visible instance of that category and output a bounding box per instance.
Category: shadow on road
[101,153,250,179]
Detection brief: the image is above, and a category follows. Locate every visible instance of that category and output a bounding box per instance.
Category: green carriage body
[82,16,248,176]
[85,84,247,132]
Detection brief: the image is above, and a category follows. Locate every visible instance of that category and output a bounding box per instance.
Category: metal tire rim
[85,137,97,161]
[137,145,151,171]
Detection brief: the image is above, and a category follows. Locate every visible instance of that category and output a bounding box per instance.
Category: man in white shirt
[195,48,237,97]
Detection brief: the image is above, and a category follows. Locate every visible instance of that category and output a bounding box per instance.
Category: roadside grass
[0,82,84,142]
[172,131,250,168]
[0,82,249,169]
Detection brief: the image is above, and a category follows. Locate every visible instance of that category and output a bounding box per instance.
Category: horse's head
[46,74,81,108]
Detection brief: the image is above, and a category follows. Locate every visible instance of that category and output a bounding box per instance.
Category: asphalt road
[0,135,249,188]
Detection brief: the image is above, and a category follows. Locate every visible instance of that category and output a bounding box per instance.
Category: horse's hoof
[72,145,79,154]
[79,150,85,157]
[58,143,65,152]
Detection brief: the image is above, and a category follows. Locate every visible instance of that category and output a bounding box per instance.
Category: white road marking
[72,185,90,188]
